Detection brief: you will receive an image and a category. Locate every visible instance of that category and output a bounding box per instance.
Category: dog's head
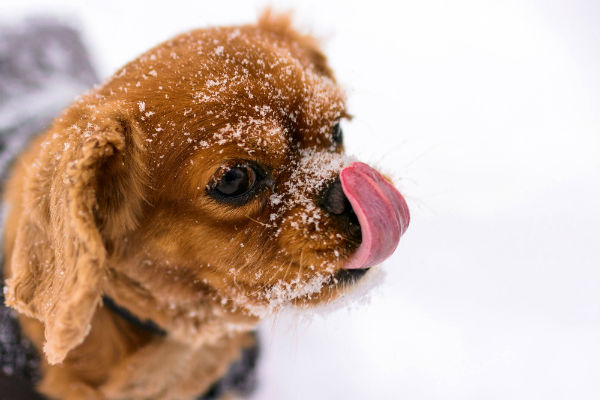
[5,13,409,364]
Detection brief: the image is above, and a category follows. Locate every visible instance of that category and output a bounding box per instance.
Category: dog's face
[5,14,409,363]
[97,17,409,316]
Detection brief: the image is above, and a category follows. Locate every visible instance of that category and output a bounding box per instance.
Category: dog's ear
[5,106,146,364]
[258,9,334,78]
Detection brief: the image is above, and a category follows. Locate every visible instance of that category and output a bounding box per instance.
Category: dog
[1,12,409,399]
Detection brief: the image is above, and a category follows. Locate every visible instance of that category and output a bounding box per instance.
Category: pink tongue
[339,162,410,269]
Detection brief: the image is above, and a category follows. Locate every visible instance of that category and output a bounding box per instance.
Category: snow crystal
[138,101,145,112]
[264,149,357,233]
[264,272,331,306]
[269,194,282,205]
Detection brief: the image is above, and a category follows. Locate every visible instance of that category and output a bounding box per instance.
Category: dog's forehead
[108,25,346,157]
[177,26,346,123]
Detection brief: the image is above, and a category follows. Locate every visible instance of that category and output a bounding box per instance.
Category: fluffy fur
[2,12,383,399]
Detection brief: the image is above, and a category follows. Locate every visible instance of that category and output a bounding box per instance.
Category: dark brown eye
[215,165,256,197]
[207,162,271,206]
[332,122,343,145]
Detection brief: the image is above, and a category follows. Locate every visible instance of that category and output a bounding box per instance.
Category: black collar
[100,295,259,400]
[101,295,167,336]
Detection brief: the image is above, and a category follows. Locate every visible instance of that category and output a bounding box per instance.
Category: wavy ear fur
[5,105,146,364]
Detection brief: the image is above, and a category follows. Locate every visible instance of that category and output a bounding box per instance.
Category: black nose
[320,178,362,243]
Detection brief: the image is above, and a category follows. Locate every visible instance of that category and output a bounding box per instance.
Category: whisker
[281,255,294,283]
[338,235,361,247]
[297,246,306,283]
[245,216,270,227]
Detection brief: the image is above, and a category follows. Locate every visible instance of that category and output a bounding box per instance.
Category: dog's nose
[320,179,348,215]
[319,178,362,243]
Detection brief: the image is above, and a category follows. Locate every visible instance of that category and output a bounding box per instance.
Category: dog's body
[1,13,409,399]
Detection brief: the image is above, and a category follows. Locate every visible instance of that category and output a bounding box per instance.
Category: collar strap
[100,296,260,399]
[101,295,167,337]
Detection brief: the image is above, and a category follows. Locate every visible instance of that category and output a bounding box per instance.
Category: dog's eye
[332,122,343,146]
[214,165,256,197]
[207,163,269,206]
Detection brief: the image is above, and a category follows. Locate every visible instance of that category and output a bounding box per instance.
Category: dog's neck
[97,273,261,399]
[103,266,260,347]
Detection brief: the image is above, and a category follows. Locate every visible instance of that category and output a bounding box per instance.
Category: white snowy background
[2,0,600,399]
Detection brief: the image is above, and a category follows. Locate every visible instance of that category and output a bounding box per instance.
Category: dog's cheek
[189,224,275,292]
[276,206,343,251]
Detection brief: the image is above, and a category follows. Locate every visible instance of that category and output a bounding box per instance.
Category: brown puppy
[2,12,409,399]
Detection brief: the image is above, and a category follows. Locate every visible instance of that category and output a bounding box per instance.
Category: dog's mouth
[339,162,410,270]
[305,162,410,292]
[221,162,410,310]
[334,267,370,286]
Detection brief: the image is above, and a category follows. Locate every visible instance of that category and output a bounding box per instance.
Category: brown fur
[2,12,375,399]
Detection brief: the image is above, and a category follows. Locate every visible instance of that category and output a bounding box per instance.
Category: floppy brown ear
[5,107,146,364]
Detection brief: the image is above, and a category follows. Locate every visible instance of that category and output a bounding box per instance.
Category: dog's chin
[287,266,371,308]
